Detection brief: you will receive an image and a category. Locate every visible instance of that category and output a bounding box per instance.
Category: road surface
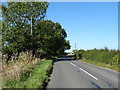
[47,55,119,89]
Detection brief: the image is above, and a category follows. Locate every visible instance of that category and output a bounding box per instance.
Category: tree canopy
[1,2,70,61]
[34,20,70,58]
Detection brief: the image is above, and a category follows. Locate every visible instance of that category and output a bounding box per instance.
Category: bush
[73,48,118,66]
[73,49,85,59]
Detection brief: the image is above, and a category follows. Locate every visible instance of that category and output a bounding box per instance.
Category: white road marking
[79,68,98,80]
[69,62,98,80]
[70,62,76,67]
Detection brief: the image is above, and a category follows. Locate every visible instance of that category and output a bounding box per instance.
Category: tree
[1,2,49,60]
[34,20,70,58]
[1,2,71,61]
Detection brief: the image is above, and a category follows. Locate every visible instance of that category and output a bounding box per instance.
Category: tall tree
[1,2,49,60]
[34,20,70,58]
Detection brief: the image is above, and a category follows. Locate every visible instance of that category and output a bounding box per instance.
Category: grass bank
[2,60,53,88]
[79,59,119,72]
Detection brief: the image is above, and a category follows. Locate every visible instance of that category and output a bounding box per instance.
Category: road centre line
[79,68,98,80]
[69,62,98,80]
[70,62,76,67]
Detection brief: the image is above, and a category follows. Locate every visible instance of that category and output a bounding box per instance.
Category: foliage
[2,52,41,81]
[1,2,70,61]
[34,20,70,58]
[1,2,48,60]
[73,48,119,67]
[3,60,53,88]
[73,49,85,59]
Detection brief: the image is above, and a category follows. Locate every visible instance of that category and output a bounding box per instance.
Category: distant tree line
[73,48,119,66]
[1,2,70,62]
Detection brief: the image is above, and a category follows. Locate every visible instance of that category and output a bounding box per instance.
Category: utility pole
[31,16,33,35]
[31,16,34,57]
[75,43,76,50]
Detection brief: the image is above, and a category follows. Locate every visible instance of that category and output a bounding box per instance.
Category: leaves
[73,48,118,66]
[1,2,49,59]
[34,20,70,57]
[1,2,70,61]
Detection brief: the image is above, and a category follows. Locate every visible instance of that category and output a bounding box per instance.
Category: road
[47,55,119,89]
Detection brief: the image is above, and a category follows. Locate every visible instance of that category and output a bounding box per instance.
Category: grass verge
[2,60,53,88]
[79,59,119,72]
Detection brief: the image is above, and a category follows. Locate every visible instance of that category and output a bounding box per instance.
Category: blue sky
[44,2,118,51]
[1,2,118,51]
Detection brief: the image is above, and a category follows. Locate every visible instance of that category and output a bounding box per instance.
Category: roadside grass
[79,59,119,72]
[2,52,43,81]
[2,60,53,88]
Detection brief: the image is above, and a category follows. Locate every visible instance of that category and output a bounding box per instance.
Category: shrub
[73,48,118,66]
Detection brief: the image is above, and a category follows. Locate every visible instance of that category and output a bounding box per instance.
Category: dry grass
[2,52,44,81]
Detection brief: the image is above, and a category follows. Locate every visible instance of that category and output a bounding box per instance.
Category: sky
[1,2,118,52]
[44,2,118,52]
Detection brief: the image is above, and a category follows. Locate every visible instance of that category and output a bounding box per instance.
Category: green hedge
[73,49,119,67]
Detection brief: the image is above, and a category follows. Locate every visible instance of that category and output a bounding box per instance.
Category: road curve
[47,56,119,89]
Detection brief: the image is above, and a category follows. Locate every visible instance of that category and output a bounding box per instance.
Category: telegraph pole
[75,43,76,50]
[31,16,34,57]
[31,16,33,36]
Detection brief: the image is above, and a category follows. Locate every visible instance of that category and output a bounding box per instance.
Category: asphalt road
[47,55,119,89]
